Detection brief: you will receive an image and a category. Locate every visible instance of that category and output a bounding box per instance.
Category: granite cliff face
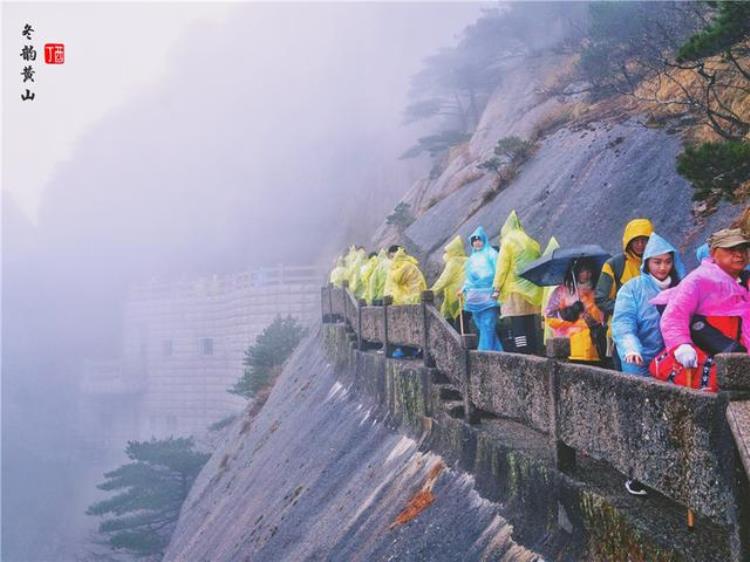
[164,329,541,561]
[165,52,746,562]
[373,54,739,278]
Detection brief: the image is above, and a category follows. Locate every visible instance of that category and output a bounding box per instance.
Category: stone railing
[321,283,750,554]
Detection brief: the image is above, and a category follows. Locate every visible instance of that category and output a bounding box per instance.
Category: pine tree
[87,437,210,558]
[229,315,307,399]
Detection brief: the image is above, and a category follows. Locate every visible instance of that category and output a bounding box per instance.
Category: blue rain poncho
[695,243,709,264]
[612,233,685,376]
[462,226,502,352]
[463,226,499,312]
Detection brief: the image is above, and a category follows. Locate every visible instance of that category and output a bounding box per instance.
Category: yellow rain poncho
[385,248,427,305]
[366,250,390,304]
[493,210,543,309]
[329,257,347,288]
[540,236,560,344]
[346,247,367,292]
[355,254,379,300]
[430,235,467,320]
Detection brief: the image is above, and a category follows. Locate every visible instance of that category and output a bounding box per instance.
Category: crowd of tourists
[331,207,749,379]
[330,208,749,494]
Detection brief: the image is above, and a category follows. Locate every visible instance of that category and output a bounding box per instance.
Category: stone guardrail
[321,283,750,544]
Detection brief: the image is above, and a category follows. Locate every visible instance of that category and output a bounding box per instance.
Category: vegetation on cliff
[229,315,307,400]
[580,1,749,205]
[87,437,209,559]
[400,2,748,213]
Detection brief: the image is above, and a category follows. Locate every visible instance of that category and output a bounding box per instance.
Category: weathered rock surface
[164,328,541,561]
[373,55,740,278]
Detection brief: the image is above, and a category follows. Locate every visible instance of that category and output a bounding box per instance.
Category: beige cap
[709,228,750,251]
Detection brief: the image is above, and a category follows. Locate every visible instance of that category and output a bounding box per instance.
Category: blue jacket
[612,233,685,374]
[463,226,499,313]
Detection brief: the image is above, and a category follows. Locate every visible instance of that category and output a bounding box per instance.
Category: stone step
[443,400,465,419]
[437,385,462,401]
[431,371,451,384]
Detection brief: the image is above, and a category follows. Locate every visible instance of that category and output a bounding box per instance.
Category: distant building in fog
[78,265,324,458]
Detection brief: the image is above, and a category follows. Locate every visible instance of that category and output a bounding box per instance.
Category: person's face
[647,252,673,281]
[472,238,484,250]
[629,236,649,257]
[576,268,592,285]
[712,245,749,277]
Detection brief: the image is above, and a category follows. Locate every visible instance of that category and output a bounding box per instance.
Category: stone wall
[322,285,750,559]
[124,272,322,438]
[80,267,324,453]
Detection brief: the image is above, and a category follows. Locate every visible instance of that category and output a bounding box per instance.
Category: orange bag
[649,346,717,392]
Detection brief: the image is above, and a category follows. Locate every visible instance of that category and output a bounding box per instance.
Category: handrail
[321,284,750,537]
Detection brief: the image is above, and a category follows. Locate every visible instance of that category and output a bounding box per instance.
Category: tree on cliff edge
[229,315,307,400]
[86,437,209,559]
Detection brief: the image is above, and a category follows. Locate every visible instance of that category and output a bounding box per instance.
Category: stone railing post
[546,337,575,471]
[357,299,365,350]
[461,333,480,425]
[716,353,750,399]
[328,283,334,321]
[716,353,750,561]
[421,290,435,368]
[341,281,349,328]
[321,286,328,322]
[383,295,392,357]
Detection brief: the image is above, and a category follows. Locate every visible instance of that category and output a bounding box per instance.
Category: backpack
[610,253,627,291]
[649,346,717,392]
[649,315,743,393]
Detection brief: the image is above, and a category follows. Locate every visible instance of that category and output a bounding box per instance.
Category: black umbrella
[519,245,611,287]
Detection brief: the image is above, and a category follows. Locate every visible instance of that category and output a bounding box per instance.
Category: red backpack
[649,346,717,392]
[649,316,742,393]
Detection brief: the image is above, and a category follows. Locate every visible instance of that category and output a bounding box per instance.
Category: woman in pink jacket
[656,228,750,369]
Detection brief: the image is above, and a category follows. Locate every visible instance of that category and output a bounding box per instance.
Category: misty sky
[4,2,489,284]
[3,3,233,220]
[4,3,483,244]
[2,4,485,557]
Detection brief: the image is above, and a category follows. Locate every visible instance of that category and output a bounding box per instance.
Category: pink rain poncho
[652,259,750,353]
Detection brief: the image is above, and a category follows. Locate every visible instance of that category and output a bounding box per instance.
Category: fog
[2,3,483,559]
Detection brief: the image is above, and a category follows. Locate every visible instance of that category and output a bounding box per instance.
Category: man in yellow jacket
[385,247,427,305]
[492,210,543,354]
[594,218,653,367]
[430,235,467,325]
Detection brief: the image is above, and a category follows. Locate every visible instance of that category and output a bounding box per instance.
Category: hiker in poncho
[431,235,467,329]
[493,211,543,354]
[463,227,502,352]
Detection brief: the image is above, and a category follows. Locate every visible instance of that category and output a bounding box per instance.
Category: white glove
[674,344,698,368]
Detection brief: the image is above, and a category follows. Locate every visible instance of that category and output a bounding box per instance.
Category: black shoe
[625,479,648,497]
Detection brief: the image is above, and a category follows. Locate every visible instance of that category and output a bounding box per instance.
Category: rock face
[374,55,740,278]
[167,319,743,561]
[163,328,540,562]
